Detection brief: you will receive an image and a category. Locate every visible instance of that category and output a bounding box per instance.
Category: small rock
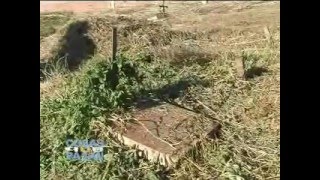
[147,16,158,21]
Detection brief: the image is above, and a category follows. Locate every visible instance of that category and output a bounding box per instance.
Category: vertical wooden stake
[110,1,115,9]
[112,27,117,62]
[235,56,246,80]
[264,26,271,44]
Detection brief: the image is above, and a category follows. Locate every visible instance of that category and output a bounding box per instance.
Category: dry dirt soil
[40,1,156,13]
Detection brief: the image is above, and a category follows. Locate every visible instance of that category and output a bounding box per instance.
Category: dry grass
[40,2,279,179]
[40,12,77,62]
[40,12,73,41]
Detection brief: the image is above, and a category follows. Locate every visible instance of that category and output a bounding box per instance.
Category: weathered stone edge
[114,132,179,167]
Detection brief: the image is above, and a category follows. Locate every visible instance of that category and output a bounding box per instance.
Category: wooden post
[235,56,245,80]
[264,26,271,44]
[112,27,118,62]
[110,1,115,9]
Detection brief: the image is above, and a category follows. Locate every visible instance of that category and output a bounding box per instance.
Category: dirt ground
[40,1,157,13]
[40,1,280,92]
[40,1,279,32]
[40,1,278,15]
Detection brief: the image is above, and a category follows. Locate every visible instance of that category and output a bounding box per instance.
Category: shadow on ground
[132,77,209,111]
[245,66,268,79]
[40,20,96,81]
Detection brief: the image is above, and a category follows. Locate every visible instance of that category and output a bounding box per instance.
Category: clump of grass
[40,54,186,179]
[40,56,69,81]
[40,27,280,180]
[41,40,279,179]
[40,12,72,40]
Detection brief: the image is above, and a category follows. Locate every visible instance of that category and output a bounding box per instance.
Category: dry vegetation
[40,2,279,180]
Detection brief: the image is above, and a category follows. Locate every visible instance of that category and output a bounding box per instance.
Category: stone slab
[113,99,221,166]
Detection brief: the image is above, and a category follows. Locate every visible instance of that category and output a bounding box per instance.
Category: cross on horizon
[159,0,168,14]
